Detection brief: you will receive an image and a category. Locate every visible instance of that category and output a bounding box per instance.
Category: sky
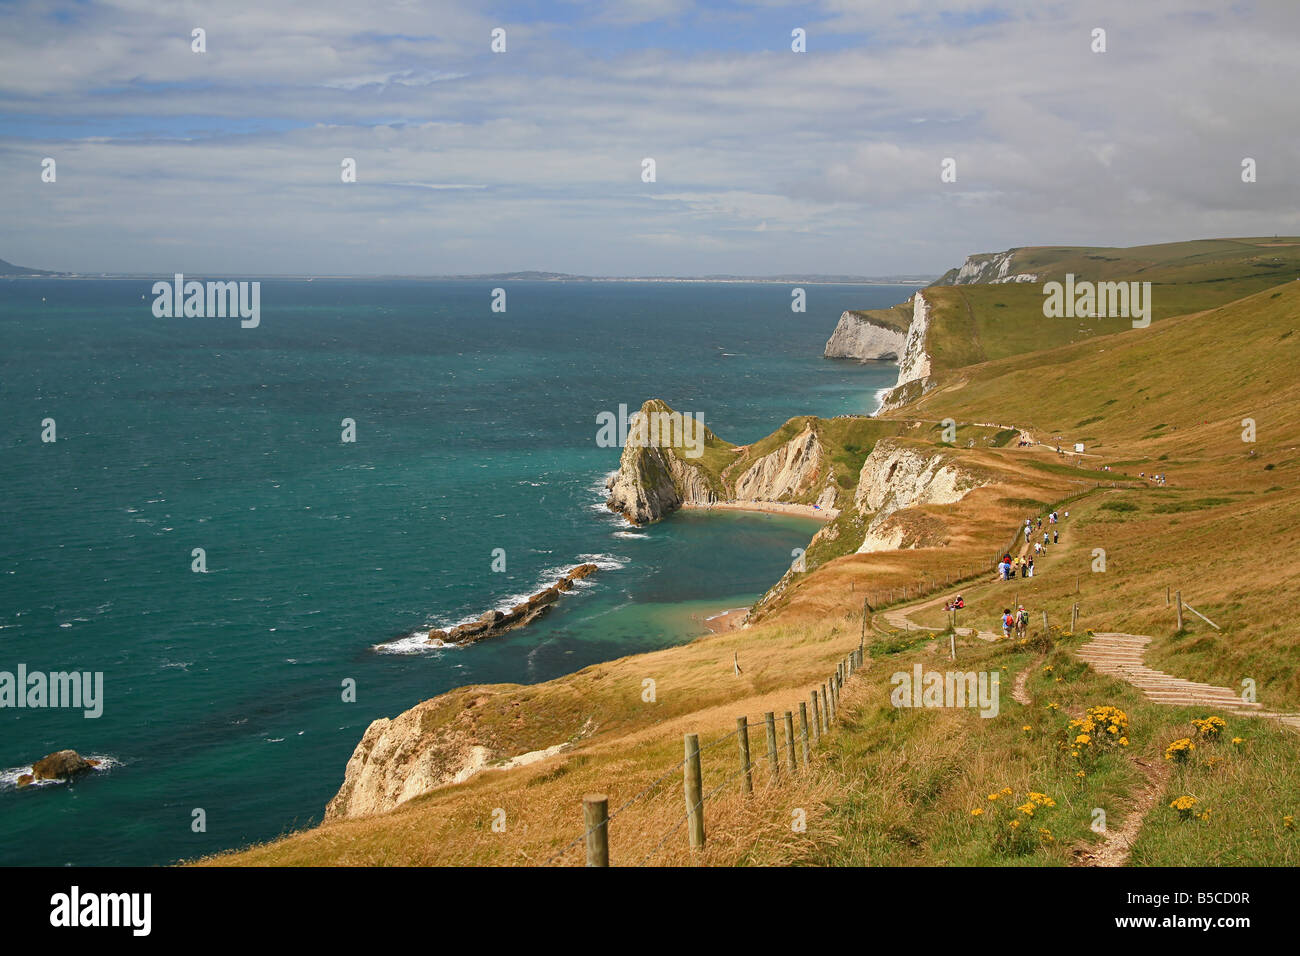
[1,0,1297,276]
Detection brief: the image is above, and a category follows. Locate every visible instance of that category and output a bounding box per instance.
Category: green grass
[1130,720,1300,865]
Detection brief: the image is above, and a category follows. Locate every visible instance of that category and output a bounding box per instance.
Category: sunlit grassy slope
[920,237,1300,377]
[206,268,1300,867]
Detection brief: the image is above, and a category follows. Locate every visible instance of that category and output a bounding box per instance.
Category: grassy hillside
[847,300,914,334]
[203,260,1300,868]
[917,237,1300,380]
[936,237,1300,294]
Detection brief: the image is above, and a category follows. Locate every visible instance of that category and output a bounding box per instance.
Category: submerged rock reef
[426,563,599,646]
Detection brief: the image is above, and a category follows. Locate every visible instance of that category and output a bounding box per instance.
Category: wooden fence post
[810,691,822,744]
[799,702,812,764]
[784,711,798,773]
[1176,590,1183,630]
[1071,603,1079,633]
[737,716,752,795]
[825,681,835,724]
[1166,585,1170,606]
[765,712,779,781]
[583,794,609,867]
[684,734,704,850]
[1042,609,1049,632]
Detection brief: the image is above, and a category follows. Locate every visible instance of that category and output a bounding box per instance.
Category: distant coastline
[2,263,937,285]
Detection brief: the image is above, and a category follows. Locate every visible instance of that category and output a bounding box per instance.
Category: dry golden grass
[207,281,1300,867]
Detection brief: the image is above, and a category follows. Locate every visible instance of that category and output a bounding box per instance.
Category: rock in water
[32,750,96,781]
[425,564,602,646]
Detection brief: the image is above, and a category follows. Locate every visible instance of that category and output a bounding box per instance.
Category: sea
[0,278,912,866]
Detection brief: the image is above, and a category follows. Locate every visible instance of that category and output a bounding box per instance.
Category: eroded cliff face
[605,404,843,523]
[733,426,824,503]
[936,249,1039,286]
[325,693,587,821]
[877,293,935,412]
[604,401,718,524]
[852,439,990,553]
[823,310,907,362]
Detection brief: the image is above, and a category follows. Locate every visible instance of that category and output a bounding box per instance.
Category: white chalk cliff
[606,404,840,523]
[823,310,907,362]
[876,293,936,412]
[732,426,824,503]
[325,696,584,821]
[940,249,1039,286]
[852,439,990,552]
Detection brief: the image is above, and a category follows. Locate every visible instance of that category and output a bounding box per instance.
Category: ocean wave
[374,630,463,655]
[575,553,628,571]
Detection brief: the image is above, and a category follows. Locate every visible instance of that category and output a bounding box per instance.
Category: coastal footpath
[206,237,1300,866]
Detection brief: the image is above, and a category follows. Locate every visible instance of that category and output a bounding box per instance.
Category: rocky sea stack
[17,750,101,787]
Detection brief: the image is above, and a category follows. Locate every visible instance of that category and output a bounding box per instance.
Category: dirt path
[879,590,1002,643]
[1011,664,1033,706]
[1070,756,1170,867]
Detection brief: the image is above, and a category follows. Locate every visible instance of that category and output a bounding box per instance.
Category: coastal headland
[206,237,1300,867]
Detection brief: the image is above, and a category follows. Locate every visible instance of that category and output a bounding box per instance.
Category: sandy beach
[681,500,838,521]
[702,607,750,633]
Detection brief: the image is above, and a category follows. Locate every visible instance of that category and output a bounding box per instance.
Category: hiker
[1042,531,1050,547]
[1002,609,1014,640]
[1064,510,1069,519]
[954,595,965,610]
[1037,517,1043,530]
[1026,557,1034,577]
[1016,606,1029,638]
[1052,528,1059,544]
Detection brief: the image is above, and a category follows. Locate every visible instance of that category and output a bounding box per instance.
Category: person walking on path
[1052,528,1059,544]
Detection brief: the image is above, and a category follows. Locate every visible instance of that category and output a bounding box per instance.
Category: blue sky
[1,0,1296,275]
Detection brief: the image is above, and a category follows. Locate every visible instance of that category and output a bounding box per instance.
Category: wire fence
[544,647,864,866]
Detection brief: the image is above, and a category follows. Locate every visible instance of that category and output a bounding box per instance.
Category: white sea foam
[870,387,891,417]
[576,553,627,571]
[374,630,462,655]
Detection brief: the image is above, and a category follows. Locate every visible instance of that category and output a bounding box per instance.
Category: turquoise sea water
[0,278,911,866]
